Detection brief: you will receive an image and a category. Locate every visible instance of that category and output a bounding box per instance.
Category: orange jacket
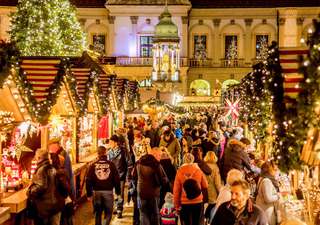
[173,163,208,209]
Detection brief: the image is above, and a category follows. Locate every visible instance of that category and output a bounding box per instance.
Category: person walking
[86,146,121,225]
[27,148,65,225]
[159,129,181,168]
[203,151,222,223]
[211,179,268,225]
[107,134,128,218]
[256,160,281,225]
[132,147,169,225]
[173,153,208,225]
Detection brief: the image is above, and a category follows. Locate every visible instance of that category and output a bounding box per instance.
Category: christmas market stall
[234,18,320,224]
[0,67,39,223]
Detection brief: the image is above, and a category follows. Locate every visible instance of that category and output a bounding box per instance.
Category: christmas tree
[226,37,238,60]
[10,0,86,56]
[256,36,269,61]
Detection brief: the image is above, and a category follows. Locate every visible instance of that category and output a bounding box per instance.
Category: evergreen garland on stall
[267,42,301,172]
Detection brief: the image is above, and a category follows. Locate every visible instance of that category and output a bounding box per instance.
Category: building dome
[153,7,180,42]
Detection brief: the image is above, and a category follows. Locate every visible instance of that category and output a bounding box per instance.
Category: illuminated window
[140,36,153,57]
[225,35,238,59]
[256,35,269,57]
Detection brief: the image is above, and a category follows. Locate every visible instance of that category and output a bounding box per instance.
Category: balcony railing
[113,57,247,68]
[115,57,189,67]
[220,58,245,67]
[188,58,213,67]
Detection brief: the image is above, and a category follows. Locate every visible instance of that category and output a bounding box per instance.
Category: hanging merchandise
[78,114,94,160]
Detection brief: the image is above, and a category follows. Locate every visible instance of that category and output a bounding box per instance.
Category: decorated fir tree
[226,37,238,60]
[256,36,269,61]
[10,0,86,56]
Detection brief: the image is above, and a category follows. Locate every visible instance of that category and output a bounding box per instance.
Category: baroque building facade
[0,0,319,104]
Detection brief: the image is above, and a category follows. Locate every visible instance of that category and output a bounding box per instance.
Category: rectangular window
[140,36,153,57]
[256,35,269,58]
[225,35,238,59]
[194,35,207,59]
[93,34,106,54]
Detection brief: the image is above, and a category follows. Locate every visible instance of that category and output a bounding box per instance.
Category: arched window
[190,79,211,96]
[221,79,239,90]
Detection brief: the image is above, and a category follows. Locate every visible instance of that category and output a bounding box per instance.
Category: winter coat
[107,146,128,181]
[159,135,181,167]
[195,159,212,176]
[58,148,75,198]
[86,155,121,197]
[160,158,177,186]
[212,201,268,225]
[256,177,280,225]
[222,139,252,180]
[173,163,208,209]
[27,159,65,218]
[133,154,169,200]
[202,138,220,157]
[206,163,222,204]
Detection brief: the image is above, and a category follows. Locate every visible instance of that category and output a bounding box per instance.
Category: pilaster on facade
[108,16,116,56]
[212,19,221,66]
[181,16,189,57]
[244,18,253,64]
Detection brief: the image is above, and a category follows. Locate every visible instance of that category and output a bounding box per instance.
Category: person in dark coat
[221,139,252,183]
[132,149,169,225]
[86,146,121,225]
[27,148,65,225]
[202,131,220,157]
[211,180,268,225]
[191,147,212,176]
[159,147,177,207]
[107,135,128,218]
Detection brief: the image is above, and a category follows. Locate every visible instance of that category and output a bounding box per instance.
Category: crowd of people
[26,112,308,225]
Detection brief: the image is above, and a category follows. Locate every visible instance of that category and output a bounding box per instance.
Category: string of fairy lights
[229,17,320,172]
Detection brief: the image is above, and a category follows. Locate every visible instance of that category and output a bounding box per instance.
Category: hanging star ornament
[14,144,33,161]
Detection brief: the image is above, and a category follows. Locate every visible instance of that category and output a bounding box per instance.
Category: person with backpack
[27,148,65,225]
[173,153,208,225]
[86,146,121,225]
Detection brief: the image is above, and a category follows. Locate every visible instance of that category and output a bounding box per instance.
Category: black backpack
[183,170,201,200]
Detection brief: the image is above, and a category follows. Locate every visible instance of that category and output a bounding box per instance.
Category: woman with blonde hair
[203,151,222,223]
[256,160,281,225]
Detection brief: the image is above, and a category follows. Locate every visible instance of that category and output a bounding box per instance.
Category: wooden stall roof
[20,58,61,102]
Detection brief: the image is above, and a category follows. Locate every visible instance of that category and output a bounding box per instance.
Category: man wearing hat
[107,134,128,219]
[48,137,75,199]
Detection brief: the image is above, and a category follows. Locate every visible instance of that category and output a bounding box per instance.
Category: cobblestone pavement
[73,200,133,225]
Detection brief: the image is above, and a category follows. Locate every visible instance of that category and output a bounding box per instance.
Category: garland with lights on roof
[11,58,84,124]
[267,41,302,172]
[10,0,86,56]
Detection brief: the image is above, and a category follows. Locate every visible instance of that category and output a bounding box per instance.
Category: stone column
[296,17,304,46]
[181,16,189,58]
[244,18,253,65]
[278,17,286,47]
[108,16,116,56]
[130,16,138,56]
[212,19,221,66]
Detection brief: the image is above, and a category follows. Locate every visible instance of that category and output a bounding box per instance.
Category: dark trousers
[133,195,140,225]
[204,204,215,220]
[180,203,203,225]
[116,180,125,213]
[93,191,113,225]
[139,197,160,225]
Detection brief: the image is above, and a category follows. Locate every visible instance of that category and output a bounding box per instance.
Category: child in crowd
[160,192,177,225]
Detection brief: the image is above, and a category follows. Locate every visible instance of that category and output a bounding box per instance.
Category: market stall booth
[0,66,41,223]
